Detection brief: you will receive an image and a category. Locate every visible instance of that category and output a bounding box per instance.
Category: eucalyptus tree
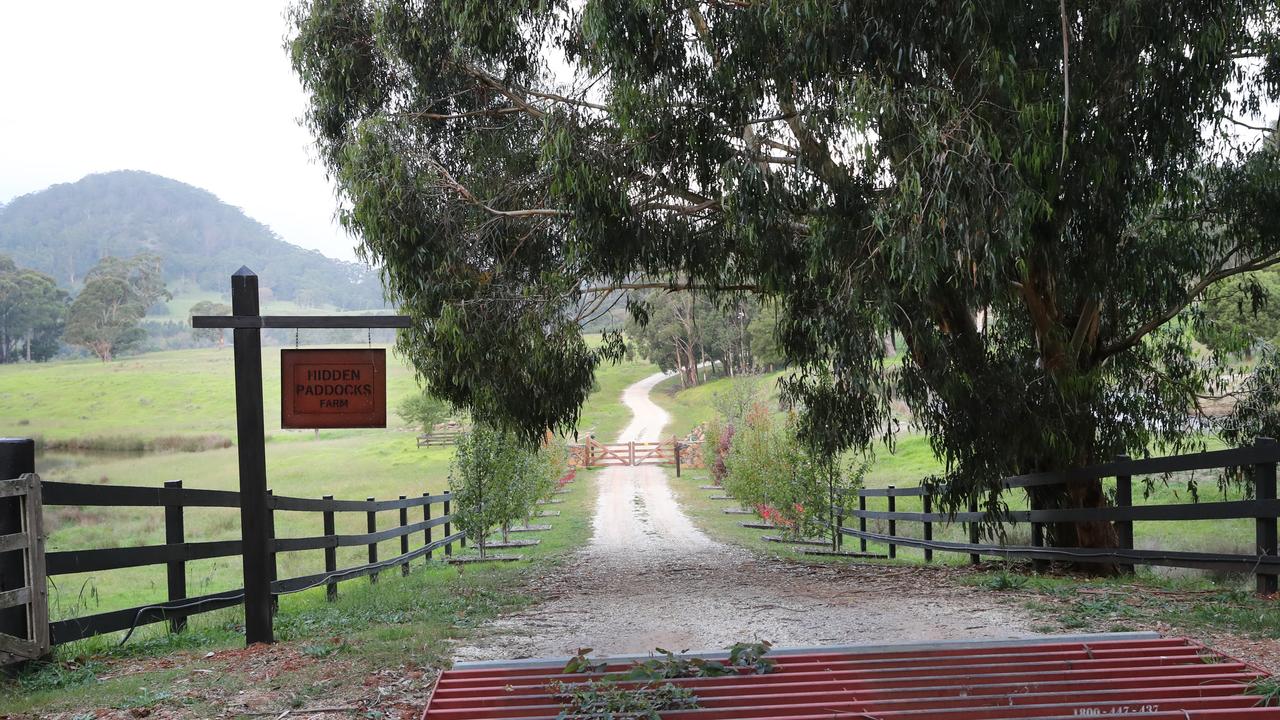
[291,0,1280,549]
[189,300,232,348]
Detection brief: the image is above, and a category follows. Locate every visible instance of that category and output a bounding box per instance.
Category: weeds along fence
[836,438,1280,594]
[36,479,462,646]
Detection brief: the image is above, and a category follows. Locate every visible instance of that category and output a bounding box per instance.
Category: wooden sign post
[193,267,409,645]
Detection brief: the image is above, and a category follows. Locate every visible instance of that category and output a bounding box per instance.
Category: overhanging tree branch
[1100,250,1280,359]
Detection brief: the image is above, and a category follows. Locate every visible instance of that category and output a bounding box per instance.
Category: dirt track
[452,372,1037,661]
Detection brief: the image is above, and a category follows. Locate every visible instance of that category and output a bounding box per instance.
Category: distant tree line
[0,252,175,363]
[624,292,784,388]
[0,257,67,362]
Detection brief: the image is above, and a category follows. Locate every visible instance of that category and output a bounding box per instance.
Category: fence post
[230,268,272,645]
[1030,492,1047,573]
[164,480,187,633]
[1256,437,1278,595]
[834,495,844,551]
[424,492,433,564]
[968,497,980,565]
[0,438,41,657]
[399,496,410,577]
[858,494,867,553]
[922,491,933,563]
[629,441,636,466]
[322,495,336,602]
[887,486,897,559]
[367,497,378,584]
[1115,454,1134,575]
[266,489,278,614]
[444,493,453,558]
[674,439,682,478]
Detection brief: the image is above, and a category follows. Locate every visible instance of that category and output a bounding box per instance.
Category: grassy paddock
[14,346,646,620]
[679,437,1261,577]
[42,434,454,616]
[1,462,600,718]
[0,345,422,444]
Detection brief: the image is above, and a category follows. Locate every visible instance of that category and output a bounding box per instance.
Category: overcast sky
[0,1,358,262]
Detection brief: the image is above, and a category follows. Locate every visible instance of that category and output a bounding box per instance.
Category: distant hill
[0,171,385,310]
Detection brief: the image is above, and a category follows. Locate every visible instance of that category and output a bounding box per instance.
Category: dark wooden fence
[39,479,462,646]
[836,438,1280,593]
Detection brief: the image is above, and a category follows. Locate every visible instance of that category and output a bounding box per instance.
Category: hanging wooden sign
[281,349,387,429]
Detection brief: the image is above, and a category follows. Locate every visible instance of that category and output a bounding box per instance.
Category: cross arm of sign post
[191,268,410,646]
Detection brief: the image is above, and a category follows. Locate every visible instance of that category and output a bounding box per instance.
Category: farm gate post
[0,438,48,664]
[164,480,187,633]
[967,497,979,565]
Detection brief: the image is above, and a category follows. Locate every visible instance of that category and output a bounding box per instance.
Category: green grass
[0,344,424,444]
[670,387,1258,568]
[42,434,457,616]
[649,371,786,437]
[151,285,358,322]
[576,357,661,441]
[1,344,647,625]
[1,463,601,718]
[961,568,1277,640]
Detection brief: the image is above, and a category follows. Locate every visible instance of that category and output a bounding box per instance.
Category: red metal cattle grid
[422,633,1280,719]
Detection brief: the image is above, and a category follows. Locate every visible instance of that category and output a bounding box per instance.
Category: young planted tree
[450,423,563,554]
[395,388,452,434]
[292,1,1280,553]
[722,403,861,541]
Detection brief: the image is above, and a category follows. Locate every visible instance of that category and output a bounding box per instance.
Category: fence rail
[417,429,463,447]
[39,478,461,646]
[832,438,1280,593]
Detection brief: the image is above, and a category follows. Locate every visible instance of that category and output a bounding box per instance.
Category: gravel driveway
[452,372,1037,661]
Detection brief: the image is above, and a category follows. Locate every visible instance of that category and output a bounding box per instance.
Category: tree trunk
[1029,476,1119,575]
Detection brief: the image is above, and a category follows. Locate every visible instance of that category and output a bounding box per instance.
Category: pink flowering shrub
[711,422,735,486]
